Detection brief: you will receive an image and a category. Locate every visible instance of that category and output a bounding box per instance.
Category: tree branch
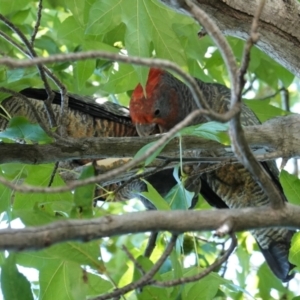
[149,233,237,287]
[94,235,177,300]
[160,0,300,77]
[0,204,299,251]
[0,113,298,163]
[0,51,240,122]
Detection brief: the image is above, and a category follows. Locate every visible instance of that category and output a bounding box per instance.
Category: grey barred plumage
[129,68,295,281]
[193,79,294,281]
[194,80,294,282]
[0,89,137,139]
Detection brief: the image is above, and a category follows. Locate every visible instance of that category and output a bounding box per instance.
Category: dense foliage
[1,0,300,299]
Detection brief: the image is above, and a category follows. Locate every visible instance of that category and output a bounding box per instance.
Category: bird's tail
[253,228,295,282]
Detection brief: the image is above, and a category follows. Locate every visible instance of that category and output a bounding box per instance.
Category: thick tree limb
[0,203,299,251]
[0,114,298,164]
[160,0,300,77]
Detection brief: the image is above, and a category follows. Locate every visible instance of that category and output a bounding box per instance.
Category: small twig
[199,235,227,272]
[0,87,71,144]
[218,241,228,277]
[238,0,266,91]
[0,51,241,123]
[149,234,237,287]
[0,88,55,137]
[255,87,286,101]
[280,85,290,111]
[195,235,226,246]
[112,160,170,198]
[0,29,67,104]
[30,0,43,46]
[122,245,146,275]
[0,13,57,127]
[0,30,27,54]
[92,234,178,300]
[48,162,59,187]
[279,83,298,175]
[230,0,285,210]
[242,74,256,95]
[144,232,158,258]
[0,24,69,133]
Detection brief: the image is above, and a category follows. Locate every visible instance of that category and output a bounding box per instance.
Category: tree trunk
[160,0,300,77]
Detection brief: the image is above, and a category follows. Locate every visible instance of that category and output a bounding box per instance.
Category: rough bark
[160,0,300,77]
[0,203,299,251]
[1,114,299,164]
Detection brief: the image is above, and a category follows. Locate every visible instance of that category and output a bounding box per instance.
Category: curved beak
[135,123,157,136]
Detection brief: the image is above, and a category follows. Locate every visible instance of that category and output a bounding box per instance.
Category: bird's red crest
[131,68,164,100]
[129,68,164,124]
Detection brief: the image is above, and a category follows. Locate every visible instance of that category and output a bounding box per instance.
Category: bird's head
[129,68,181,136]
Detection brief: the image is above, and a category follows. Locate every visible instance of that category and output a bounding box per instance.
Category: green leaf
[86,0,122,35]
[173,22,210,62]
[15,209,60,226]
[274,62,294,87]
[167,247,183,298]
[0,183,12,214]
[289,232,300,267]
[133,256,170,300]
[0,77,41,102]
[235,245,250,287]
[17,253,112,298]
[71,165,95,218]
[35,36,61,55]
[249,47,294,88]
[165,183,194,210]
[86,0,186,85]
[141,179,170,210]
[0,116,52,144]
[280,170,300,205]
[257,263,286,299]
[64,0,86,27]
[244,99,289,122]
[83,271,114,297]
[122,0,151,86]
[16,251,57,270]
[39,260,84,300]
[10,8,31,25]
[134,138,172,166]
[74,60,95,92]
[185,277,219,300]
[1,254,34,300]
[0,252,6,266]
[57,16,85,44]
[160,266,222,299]
[180,121,230,144]
[7,68,25,83]
[0,0,31,15]
[101,64,139,94]
[44,241,104,271]
[253,58,278,89]
[13,164,72,211]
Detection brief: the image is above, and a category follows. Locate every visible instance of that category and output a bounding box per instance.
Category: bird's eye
[154,109,160,116]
